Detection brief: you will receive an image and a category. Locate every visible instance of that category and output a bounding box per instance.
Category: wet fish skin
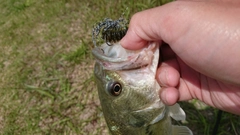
[94,67,169,134]
[93,42,192,135]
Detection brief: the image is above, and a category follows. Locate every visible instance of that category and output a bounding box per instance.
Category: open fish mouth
[92,42,157,70]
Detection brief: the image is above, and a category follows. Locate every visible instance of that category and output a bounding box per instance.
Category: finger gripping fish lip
[92,17,128,47]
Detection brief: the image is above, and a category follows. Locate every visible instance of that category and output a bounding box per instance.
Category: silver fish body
[93,42,192,135]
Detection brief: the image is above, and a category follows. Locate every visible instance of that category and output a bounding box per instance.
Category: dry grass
[0,0,239,134]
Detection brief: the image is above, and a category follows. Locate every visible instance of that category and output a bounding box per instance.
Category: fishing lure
[92,17,128,46]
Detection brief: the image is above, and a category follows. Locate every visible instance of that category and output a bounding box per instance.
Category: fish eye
[108,81,122,96]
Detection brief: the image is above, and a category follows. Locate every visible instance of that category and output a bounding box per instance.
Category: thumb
[120,7,163,50]
[120,1,192,50]
[120,27,148,50]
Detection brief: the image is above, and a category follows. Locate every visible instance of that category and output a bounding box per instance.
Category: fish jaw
[92,42,158,70]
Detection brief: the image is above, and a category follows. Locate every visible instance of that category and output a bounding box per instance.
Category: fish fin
[172,125,193,135]
[169,103,186,121]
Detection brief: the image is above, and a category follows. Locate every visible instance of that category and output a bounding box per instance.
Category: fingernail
[120,37,127,48]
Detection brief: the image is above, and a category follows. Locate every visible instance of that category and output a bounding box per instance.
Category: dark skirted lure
[92,17,128,46]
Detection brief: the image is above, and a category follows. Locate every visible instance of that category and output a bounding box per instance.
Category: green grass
[0,0,239,134]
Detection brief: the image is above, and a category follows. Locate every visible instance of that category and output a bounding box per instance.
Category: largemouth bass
[92,42,193,135]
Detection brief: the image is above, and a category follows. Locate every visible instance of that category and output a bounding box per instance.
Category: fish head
[93,42,166,131]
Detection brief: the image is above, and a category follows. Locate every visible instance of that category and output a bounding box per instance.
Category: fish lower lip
[92,42,158,70]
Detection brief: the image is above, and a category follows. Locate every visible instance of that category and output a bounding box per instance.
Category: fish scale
[92,42,193,135]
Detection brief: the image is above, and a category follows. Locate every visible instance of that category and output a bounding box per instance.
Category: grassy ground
[0,0,239,134]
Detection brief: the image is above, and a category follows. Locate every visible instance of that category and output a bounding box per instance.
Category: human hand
[120,0,240,115]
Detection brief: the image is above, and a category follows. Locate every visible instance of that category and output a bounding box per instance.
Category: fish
[92,42,193,135]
